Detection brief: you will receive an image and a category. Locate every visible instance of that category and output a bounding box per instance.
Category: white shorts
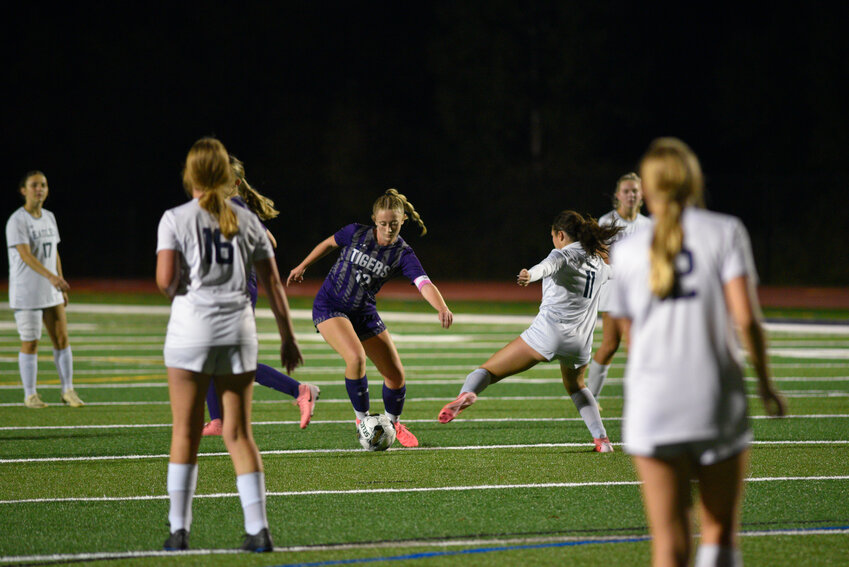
[520,312,591,369]
[625,429,753,466]
[163,344,258,375]
[14,310,43,341]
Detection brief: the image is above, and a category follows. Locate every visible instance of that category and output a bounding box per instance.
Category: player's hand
[438,308,453,329]
[759,383,787,417]
[280,337,304,374]
[286,266,305,286]
[62,291,69,307]
[516,269,530,286]
[49,274,70,292]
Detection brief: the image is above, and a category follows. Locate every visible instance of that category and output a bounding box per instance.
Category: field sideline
[0,294,847,566]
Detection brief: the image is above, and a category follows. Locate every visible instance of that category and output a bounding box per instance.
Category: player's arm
[155,249,180,300]
[256,257,304,373]
[418,280,453,329]
[14,243,70,292]
[56,252,69,306]
[265,229,278,249]
[724,274,786,417]
[287,235,339,285]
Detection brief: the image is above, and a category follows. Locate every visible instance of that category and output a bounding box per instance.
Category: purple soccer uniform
[313,223,428,339]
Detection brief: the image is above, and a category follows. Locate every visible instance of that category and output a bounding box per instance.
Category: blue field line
[268,525,849,567]
[269,536,651,567]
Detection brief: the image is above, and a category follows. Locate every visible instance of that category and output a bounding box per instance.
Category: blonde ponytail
[373,188,427,236]
[183,137,239,239]
[639,138,704,299]
[230,155,280,221]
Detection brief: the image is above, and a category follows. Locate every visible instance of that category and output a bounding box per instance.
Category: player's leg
[692,450,748,567]
[165,367,210,549]
[15,309,45,407]
[317,317,370,420]
[202,382,223,436]
[254,364,320,429]
[439,337,545,423]
[217,370,273,549]
[362,330,418,447]
[561,362,611,451]
[43,304,83,407]
[633,455,694,567]
[586,312,621,399]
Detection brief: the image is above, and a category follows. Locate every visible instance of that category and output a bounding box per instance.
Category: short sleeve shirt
[6,207,64,309]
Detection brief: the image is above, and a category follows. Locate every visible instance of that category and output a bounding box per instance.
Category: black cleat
[164,528,189,551]
[240,527,274,552]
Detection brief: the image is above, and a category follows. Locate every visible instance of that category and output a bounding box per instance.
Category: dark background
[3,2,847,285]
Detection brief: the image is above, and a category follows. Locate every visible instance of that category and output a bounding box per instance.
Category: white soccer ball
[357,414,396,451]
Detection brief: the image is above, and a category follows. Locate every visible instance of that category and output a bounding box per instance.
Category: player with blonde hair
[438,211,620,453]
[288,188,453,448]
[610,138,785,567]
[157,137,302,552]
[6,171,83,408]
[201,155,319,435]
[586,172,651,402]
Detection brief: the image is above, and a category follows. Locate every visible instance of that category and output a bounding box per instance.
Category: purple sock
[255,363,300,399]
[206,381,222,421]
[383,384,406,417]
[345,376,370,413]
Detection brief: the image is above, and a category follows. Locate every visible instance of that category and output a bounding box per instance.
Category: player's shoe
[594,437,614,453]
[202,418,223,436]
[24,393,47,409]
[295,383,320,429]
[240,527,274,552]
[61,389,84,407]
[164,528,189,551]
[393,422,419,448]
[438,392,477,423]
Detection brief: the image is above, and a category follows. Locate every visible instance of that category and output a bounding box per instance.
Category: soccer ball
[357,414,396,451]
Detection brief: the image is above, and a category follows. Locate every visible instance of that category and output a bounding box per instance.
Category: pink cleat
[437,392,477,424]
[295,383,320,429]
[594,437,614,453]
[393,422,419,447]
[202,418,223,436]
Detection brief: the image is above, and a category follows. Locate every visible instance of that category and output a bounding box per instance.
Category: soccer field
[1,294,848,566]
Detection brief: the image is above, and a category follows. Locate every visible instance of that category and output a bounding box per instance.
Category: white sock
[695,544,742,567]
[237,472,268,535]
[570,388,606,439]
[355,410,369,421]
[167,463,198,533]
[53,347,74,392]
[385,412,399,424]
[19,353,38,397]
[586,360,610,398]
[461,368,492,395]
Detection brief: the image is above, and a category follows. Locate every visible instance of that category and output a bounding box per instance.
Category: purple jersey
[316,223,427,312]
[231,196,266,308]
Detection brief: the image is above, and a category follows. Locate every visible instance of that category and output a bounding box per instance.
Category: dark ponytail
[552,210,621,257]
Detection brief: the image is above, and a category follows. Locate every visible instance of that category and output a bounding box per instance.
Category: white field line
[1,390,847,409]
[2,375,847,390]
[2,475,848,505]
[3,302,848,333]
[2,440,848,465]
[1,414,846,432]
[1,527,847,565]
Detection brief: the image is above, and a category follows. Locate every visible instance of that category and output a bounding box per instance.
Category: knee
[20,341,38,355]
[382,366,405,389]
[53,335,69,350]
[344,351,368,377]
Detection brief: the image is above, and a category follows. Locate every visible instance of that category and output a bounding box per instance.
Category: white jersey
[156,199,274,348]
[526,242,610,348]
[609,207,757,454]
[5,207,64,309]
[596,210,652,312]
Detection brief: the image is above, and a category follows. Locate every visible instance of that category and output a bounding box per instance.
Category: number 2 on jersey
[669,248,696,299]
[202,228,233,265]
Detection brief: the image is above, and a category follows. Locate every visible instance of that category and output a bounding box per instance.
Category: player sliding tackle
[438,210,619,453]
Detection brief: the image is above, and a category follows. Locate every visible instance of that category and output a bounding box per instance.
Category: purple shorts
[312,293,386,341]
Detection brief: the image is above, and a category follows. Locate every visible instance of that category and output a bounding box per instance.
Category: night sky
[4,2,848,285]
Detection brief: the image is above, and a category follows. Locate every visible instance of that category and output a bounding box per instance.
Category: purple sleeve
[333,224,358,247]
[399,248,428,284]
